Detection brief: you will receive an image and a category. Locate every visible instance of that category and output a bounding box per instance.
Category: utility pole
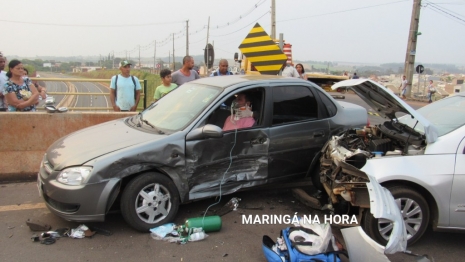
[186,20,189,56]
[271,0,276,40]
[153,40,157,74]
[112,50,115,69]
[206,16,210,70]
[403,0,422,97]
[172,33,175,71]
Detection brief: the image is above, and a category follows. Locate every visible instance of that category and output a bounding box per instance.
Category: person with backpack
[110,60,141,112]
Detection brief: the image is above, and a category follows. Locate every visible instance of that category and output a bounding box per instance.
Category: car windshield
[398,95,465,136]
[141,83,222,132]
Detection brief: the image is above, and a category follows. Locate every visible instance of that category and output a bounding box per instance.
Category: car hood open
[332,79,438,143]
[46,117,164,170]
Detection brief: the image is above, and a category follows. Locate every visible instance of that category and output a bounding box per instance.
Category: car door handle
[250,137,267,145]
[314,131,325,138]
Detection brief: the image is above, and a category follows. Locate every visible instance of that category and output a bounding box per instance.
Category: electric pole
[206,16,210,70]
[186,20,189,56]
[172,33,175,71]
[271,0,276,40]
[153,40,157,74]
[403,0,422,97]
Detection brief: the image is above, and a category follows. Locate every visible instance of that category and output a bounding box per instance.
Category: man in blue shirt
[110,60,141,111]
[210,59,233,76]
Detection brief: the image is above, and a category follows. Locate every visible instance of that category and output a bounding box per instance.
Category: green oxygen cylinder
[185,216,222,233]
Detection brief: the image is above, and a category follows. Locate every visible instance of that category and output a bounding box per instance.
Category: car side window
[206,88,265,132]
[315,90,337,117]
[272,86,318,125]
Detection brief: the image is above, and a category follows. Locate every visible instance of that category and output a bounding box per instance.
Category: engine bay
[317,120,427,215]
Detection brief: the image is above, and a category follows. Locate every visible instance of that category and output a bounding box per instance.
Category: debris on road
[26,219,51,231]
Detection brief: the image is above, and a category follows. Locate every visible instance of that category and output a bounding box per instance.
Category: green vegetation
[74,70,162,109]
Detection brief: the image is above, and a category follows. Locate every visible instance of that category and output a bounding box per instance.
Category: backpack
[114,75,137,101]
[262,226,342,262]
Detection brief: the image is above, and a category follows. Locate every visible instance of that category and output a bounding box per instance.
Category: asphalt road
[1,182,464,262]
[38,72,111,111]
[73,82,110,112]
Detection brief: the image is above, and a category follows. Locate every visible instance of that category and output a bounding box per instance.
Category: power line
[210,11,270,37]
[277,0,410,23]
[0,19,184,28]
[425,1,465,24]
[425,1,465,19]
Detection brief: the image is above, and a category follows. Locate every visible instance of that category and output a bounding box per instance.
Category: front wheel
[362,186,430,246]
[121,172,180,232]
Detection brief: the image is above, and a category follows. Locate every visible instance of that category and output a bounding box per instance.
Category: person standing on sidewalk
[399,75,408,99]
[110,60,141,112]
[427,80,436,103]
[172,56,200,86]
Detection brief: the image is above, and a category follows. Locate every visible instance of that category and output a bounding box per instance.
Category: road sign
[416,64,424,74]
[204,43,214,69]
[156,64,161,68]
[238,23,287,75]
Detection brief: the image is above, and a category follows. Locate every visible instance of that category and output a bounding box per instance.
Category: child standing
[153,69,178,103]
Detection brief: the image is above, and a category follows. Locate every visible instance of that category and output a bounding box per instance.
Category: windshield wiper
[138,113,155,129]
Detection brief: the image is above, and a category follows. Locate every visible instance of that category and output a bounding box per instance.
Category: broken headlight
[57,167,92,186]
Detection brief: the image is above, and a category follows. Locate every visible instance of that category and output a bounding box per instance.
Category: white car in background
[315,79,465,246]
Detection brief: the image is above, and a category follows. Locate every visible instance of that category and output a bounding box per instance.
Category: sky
[2,0,465,64]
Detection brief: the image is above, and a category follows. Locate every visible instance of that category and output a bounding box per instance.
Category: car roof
[192,75,308,89]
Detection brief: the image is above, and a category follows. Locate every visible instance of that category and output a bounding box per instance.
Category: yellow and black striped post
[238,23,288,75]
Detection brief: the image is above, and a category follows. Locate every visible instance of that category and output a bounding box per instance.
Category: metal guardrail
[31,77,148,110]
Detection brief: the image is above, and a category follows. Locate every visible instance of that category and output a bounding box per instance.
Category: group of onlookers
[0,54,45,112]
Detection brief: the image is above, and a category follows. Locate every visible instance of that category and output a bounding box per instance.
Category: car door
[449,136,465,227]
[268,84,330,180]
[185,86,269,201]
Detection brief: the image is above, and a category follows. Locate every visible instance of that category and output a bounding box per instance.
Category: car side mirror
[186,124,223,141]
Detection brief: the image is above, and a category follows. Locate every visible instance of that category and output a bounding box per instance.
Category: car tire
[120,172,180,232]
[362,186,430,246]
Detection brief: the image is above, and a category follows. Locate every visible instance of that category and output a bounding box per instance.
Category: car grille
[43,194,80,213]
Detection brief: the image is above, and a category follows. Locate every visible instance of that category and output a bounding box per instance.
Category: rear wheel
[362,186,429,246]
[121,172,180,232]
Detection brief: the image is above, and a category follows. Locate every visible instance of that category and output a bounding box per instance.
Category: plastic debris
[150,223,175,238]
[69,224,95,239]
[26,219,51,231]
[216,197,241,216]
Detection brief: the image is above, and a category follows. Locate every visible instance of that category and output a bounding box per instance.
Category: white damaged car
[313,79,465,246]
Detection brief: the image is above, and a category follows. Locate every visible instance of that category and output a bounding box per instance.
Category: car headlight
[57,167,92,186]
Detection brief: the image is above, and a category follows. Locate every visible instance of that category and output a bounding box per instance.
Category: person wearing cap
[110,60,141,111]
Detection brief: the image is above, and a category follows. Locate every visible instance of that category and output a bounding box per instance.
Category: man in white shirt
[0,55,7,111]
[281,61,299,78]
[399,75,408,99]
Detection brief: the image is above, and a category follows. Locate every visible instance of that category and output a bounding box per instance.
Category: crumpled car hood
[332,79,438,143]
[46,117,164,170]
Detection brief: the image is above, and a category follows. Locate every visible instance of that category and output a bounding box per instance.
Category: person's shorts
[401,88,407,96]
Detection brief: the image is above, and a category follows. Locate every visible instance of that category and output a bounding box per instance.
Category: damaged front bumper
[320,134,407,255]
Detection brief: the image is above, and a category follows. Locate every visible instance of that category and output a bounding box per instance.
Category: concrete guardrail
[0,112,137,183]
